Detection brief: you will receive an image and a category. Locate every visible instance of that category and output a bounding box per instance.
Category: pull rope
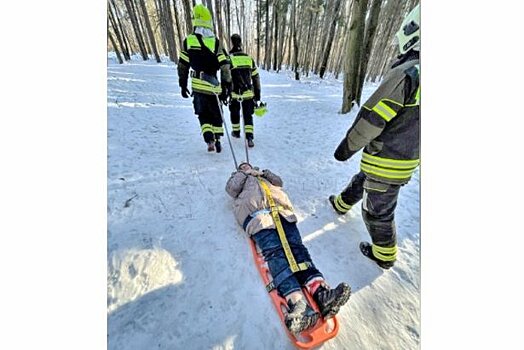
[214,93,238,169]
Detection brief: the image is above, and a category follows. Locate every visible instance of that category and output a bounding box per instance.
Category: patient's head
[238,162,252,172]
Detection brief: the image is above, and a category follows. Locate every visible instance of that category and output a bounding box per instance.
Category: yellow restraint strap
[257,179,307,273]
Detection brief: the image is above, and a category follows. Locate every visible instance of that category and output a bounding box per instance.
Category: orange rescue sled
[249,239,339,349]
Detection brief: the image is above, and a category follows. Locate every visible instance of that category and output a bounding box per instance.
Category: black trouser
[339,171,401,258]
[193,92,224,143]
[229,98,254,139]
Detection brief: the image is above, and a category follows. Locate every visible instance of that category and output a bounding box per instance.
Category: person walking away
[227,34,261,148]
[178,4,232,153]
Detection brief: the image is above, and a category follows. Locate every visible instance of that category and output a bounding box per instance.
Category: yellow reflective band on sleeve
[179,51,189,62]
[360,163,415,180]
[232,124,241,131]
[251,68,259,76]
[335,195,351,213]
[362,153,419,169]
[258,179,307,274]
[372,244,397,262]
[191,77,222,94]
[231,55,253,69]
[372,100,398,122]
[217,53,227,63]
[232,90,255,99]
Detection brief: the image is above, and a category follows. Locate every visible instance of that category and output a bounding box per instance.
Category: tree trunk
[108,1,131,60]
[319,0,343,78]
[139,0,161,62]
[181,0,193,33]
[123,0,148,59]
[292,0,299,80]
[173,0,185,46]
[108,25,124,64]
[163,0,178,62]
[256,0,261,65]
[341,0,368,113]
[355,0,382,102]
[264,0,270,69]
[111,0,132,60]
[272,0,279,71]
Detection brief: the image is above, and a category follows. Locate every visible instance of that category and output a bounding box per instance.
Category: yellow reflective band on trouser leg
[372,244,397,262]
[232,124,241,132]
[213,126,224,134]
[335,195,352,213]
[201,124,214,134]
[244,125,254,134]
[258,179,306,273]
[372,100,398,122]
[360,163,415,180]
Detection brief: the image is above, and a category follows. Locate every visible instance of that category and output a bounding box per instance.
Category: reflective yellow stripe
[232,90,255,99]
[372,100,398,122]
[201,124,214,133]
[232,124,241,131]
[231,55,252,68]
[258,179,306,273]
[179,51,189,62]
[213,126,224,134]
[244,125,254,132]
[191,77,221,93]
[251,68,259,76]
[372,244,397,262]
[362,153,419,169]
[335,195,351,213]
[360,163,415,180]
[381,98,404,107]
[217,53,227,63]
[187,34,215,52]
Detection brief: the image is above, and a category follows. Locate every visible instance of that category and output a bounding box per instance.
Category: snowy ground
[107,54,420,350]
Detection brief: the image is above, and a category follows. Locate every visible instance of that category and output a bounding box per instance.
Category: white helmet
[396,4,420,54]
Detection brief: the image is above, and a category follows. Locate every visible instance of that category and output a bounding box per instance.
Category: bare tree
[108,23,124,64]
[319,0,342,79]
[138,0,161,62]
[123,0,148,60]
[341,0,368,113]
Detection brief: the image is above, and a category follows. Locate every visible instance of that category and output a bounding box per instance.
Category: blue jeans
[252,216,323,297]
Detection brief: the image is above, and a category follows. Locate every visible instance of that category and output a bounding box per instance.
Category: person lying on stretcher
[225,162,351,335]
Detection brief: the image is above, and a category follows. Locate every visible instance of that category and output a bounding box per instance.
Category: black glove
[334,138,352,162]
[220,82,231,104]
[181,86,191,98]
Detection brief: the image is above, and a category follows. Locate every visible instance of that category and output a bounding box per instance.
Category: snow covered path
[107,56,420,350]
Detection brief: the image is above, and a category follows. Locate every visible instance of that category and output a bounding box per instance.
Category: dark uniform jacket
[177,33,231,95]
[335,53,420,185]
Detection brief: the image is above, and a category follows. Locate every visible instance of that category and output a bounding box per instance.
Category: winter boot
[313,283,351,318]
[207,141,215,152]
[285,298,319,335]
[215,139,222,153]
[359,242,394,269]
[247,138,255,148]
[231,130,240,138]
[329,195,347,215]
